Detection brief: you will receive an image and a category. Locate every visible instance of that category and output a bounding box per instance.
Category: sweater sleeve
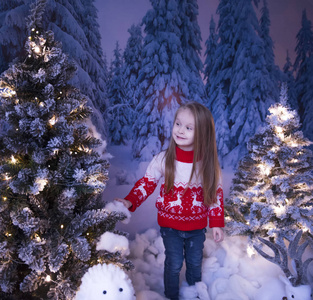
[208,184,225,228]
[125,152,164,212]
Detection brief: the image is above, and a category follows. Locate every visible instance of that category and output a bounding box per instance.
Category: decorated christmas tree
[225,83,313,247]
[0,1,131,299]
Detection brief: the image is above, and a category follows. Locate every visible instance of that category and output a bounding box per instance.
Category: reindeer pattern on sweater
[125,147,224,231]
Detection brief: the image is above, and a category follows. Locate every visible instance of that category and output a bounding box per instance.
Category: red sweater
[125,147,224,231]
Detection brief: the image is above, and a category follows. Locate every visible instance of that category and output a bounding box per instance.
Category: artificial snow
[96,231,130,257]
[104,200,131,224]
[75,263,135,300]
[101,143,313,299]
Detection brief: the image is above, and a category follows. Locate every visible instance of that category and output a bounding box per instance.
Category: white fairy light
[33,45,41,54]
[273,204,286,217]
[258,163,271,176]
[45,275,51,282]
[49,115,57,126]
[11,155,17,164]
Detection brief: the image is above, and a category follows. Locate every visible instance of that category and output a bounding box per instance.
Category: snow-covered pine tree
[208,0,278,167]
[107,41,130,145]
[132,0,189,160]
[204,16,218,98]
[259,0,281,95]
[283,50,297,111]
[0,0,107,137]
[0,2,131,299]
[225,84,313,247]
[178,0,206,104]
[122,24,143,134]
[0,0,29,73]
[294,9,313,145]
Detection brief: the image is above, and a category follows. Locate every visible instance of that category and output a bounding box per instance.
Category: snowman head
[75,264,135,300]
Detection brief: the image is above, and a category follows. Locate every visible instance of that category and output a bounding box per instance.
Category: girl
[116,102,224,300]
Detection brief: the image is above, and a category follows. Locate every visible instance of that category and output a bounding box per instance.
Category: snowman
[75,263,136,300]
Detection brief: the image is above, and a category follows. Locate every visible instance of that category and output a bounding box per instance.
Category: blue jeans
[160,227,206,300]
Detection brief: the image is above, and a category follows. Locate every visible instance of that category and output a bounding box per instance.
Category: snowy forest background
[0,0,313,299]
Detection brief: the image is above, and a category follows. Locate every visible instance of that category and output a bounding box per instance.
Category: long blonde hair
[164,102,221,206]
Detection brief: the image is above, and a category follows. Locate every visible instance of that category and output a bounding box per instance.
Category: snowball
[96,231,130,256]
[75,264,135,300]
[105,200,131,224]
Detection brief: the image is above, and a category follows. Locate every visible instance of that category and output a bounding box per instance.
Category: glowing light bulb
[33,46,41,54]
[49,115,57,126]
[60,224,64,229]
[11,155,17,164]
[258,163,271,176]
[45,275,51,282]
[35,234,41,242]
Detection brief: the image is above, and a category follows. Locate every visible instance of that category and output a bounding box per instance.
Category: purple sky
[95,0,313,69]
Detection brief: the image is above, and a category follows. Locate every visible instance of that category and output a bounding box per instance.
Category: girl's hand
[212,227,224,243]
[115,198,132,209]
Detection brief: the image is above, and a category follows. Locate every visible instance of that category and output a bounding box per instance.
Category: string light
[273,204,286,217]
[60,224,64,229]
[45,275,51,282]
[33,45,41,54]
[49,115,57,126]
[11,155,17,164]
[35,234,41,242]
[258,163,271,176]
[2,197,7,201]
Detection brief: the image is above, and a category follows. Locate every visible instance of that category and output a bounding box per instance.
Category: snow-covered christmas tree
[132,0,189,160]
[208,0,278,168]
[225,84,313,246]
[0,1,131,299]
[0,0,107,137]
[107,41,129,145]
[294,9,313,146]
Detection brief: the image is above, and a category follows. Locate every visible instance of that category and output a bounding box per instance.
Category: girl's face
[172,108,195,151]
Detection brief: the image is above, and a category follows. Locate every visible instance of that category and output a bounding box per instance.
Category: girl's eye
[187,127,192,130]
